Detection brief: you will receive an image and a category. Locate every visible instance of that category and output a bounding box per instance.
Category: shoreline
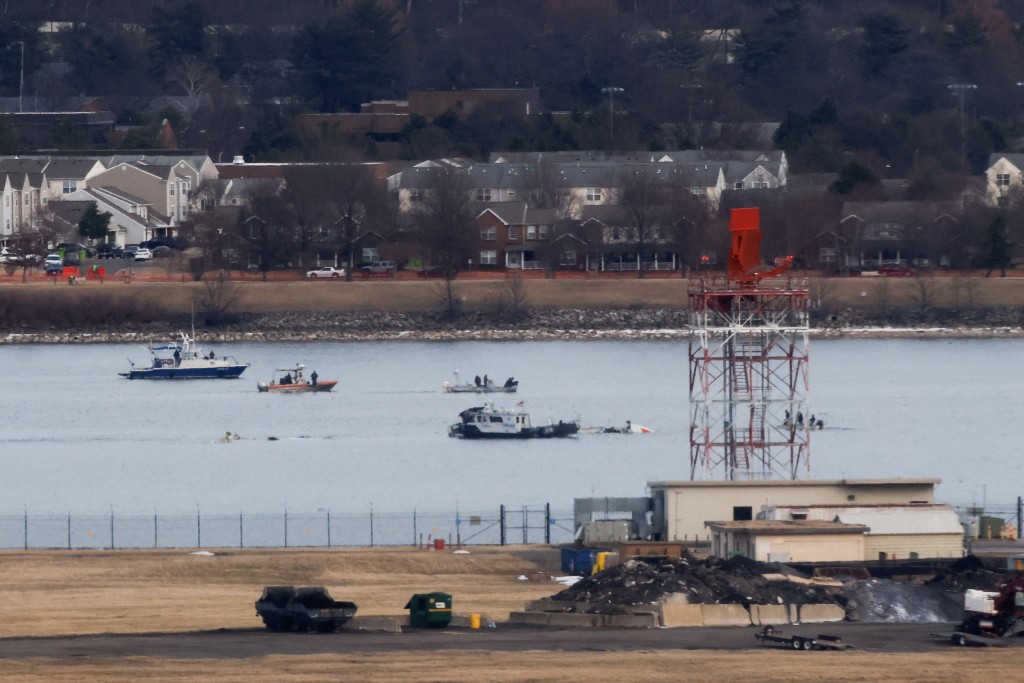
[4,324,1024,344]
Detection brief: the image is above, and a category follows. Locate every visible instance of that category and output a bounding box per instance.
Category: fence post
[284,506,288,548]
[110,507,115,550]
[545,502,551,545]
[23,506,27,550]
[413,508,417,547]
[239,512,244,549]
[456,503,461,548]
[522,505,528,544]
[197,506,201,549]
[67,512,71,550]
[153,513,158,549]
[327,509,331,549]
[1018,497,1022,542]
[500,504,506,546]
[369,503,374,548]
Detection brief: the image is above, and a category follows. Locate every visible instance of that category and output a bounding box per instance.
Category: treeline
[2,1,1024,181]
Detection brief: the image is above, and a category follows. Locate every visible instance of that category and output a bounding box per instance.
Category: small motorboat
[448,402,578,439]
[443,371,518,393]
[121,332,249,379]
[257,365,337,393]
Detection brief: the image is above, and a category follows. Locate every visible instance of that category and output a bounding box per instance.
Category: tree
[618,167,670,278]
[77,202,112,242]
[290,0,404,112]
[829,161,880,196]
[982,214,1010,278]
[857,13,909,77]
[415,167,476,315]
[148,1,206,78]
[239,181,296,282]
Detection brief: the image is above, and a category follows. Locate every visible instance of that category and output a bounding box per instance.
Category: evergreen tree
[983,215,1010,278]
[77,203,112,242]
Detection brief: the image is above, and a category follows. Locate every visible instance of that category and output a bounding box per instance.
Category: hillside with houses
[2,2,1024,275]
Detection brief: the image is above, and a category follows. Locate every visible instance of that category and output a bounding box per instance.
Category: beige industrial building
[649,479,940,543]
[705,520,869,563]
[763,504,965,560]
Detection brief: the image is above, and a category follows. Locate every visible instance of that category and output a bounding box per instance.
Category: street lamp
[600,86,623,140]
[948,83,977,171]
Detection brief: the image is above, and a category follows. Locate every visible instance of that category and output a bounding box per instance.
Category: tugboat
[257,366,337,393]
[121,332,249,379]
[448,402,578,439]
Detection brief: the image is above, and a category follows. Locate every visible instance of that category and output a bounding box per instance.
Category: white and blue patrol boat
[121,332,249,380]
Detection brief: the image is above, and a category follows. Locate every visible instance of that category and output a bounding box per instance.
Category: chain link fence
[0,504,576,550]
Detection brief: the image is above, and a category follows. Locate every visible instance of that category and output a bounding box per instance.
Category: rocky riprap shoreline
[3,307,1024,343]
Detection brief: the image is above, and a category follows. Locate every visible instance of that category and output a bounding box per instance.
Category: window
[23,194,28,207]
[508,226,519,240]
[734,181,744,190]
[690,186,706,196]
[475,188,492,202]
[409,189,423,203]
[62,180,77,194]
[538,225,549,239]
[250,223,260,239]
[560,249,577,266]
[169,184,175,196]
[527,225,536,240]
[732,506,753,521]
[753,179,769,189]
[181,205,189,218]
[480,226,497,240]
[612,228,621,241]
[586,187,601,202]
[819,247,836,263]
[996,173,1011,187]
[480,249,497,265]
[362,248,379,262]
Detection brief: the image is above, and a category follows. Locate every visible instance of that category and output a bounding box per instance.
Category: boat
[120,332,249,379]
[257,365,337,393]
[448,402,578,439]
[442,371,518,393]
[580,421,652,434]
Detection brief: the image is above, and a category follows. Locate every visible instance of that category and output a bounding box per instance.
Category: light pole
[948,83,977,171]
[8,41,23,113]
[680,83,702,131]
[600,86,623,141]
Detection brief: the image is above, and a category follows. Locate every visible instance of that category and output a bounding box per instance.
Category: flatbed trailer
[930,630,1014,647]
[754,626,852,651]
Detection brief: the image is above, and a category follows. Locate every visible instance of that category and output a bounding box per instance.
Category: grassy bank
[2,275,1024,333]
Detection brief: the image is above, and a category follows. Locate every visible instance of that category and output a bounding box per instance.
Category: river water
[0,338,1018,519]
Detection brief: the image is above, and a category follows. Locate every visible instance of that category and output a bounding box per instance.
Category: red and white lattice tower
[688,208,811,480]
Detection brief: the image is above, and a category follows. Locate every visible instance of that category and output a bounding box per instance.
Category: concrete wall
[755,534,864,563]
[863,533,964,560]
[652,480,937,541]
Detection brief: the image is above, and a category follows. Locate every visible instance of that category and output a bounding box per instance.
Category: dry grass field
[3,272,1024,320]
[0,547,1020,682]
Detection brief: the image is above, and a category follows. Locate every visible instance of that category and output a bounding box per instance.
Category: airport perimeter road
[0,623,1003,660]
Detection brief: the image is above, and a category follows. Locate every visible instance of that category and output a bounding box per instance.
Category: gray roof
[476,202,558,225]
[834,509,963,535]
[841,201,963,223]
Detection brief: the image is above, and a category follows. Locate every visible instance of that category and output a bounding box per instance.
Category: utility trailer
[755,626,852,651]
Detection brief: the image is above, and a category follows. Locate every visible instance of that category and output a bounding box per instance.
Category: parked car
[134,248,153,261]
[306,266,346,279]
[97,243,123,259]
[151,245,173,258]
[44,254,64,273]
[877,264,915,277]
[122,245,140,259]
[0,247,18,264]
[360,261,395,274]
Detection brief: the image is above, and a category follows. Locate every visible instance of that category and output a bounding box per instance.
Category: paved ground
[0,622,1014,660]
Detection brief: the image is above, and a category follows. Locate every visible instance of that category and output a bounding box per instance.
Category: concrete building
[759,504,964,561]
[705,520,869,563]
[649,479,939,543]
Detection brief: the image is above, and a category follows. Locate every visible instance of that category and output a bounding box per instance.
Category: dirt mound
[552,555,836,610]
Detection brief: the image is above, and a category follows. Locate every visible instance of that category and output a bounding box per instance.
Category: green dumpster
[405,592,453,628]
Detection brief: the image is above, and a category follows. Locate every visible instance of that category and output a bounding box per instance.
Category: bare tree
[166,56,218,118]
[619,167,672,278]
[910,272,938,311]
[517,162,578,219]
[238,181,296,282]
[415,168,476,316]
[195,273,241,326]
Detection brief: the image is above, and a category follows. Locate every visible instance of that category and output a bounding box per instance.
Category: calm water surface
[0,338,1018,515]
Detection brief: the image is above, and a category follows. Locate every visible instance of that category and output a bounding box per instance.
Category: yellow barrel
[469,613,481,629]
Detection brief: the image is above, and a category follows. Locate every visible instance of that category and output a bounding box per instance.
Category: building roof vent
[232,155,245,165]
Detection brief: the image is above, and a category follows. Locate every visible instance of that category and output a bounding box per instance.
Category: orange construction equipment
[726,207,792,284]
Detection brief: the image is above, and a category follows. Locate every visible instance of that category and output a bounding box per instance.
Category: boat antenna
[190,301,196,338]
